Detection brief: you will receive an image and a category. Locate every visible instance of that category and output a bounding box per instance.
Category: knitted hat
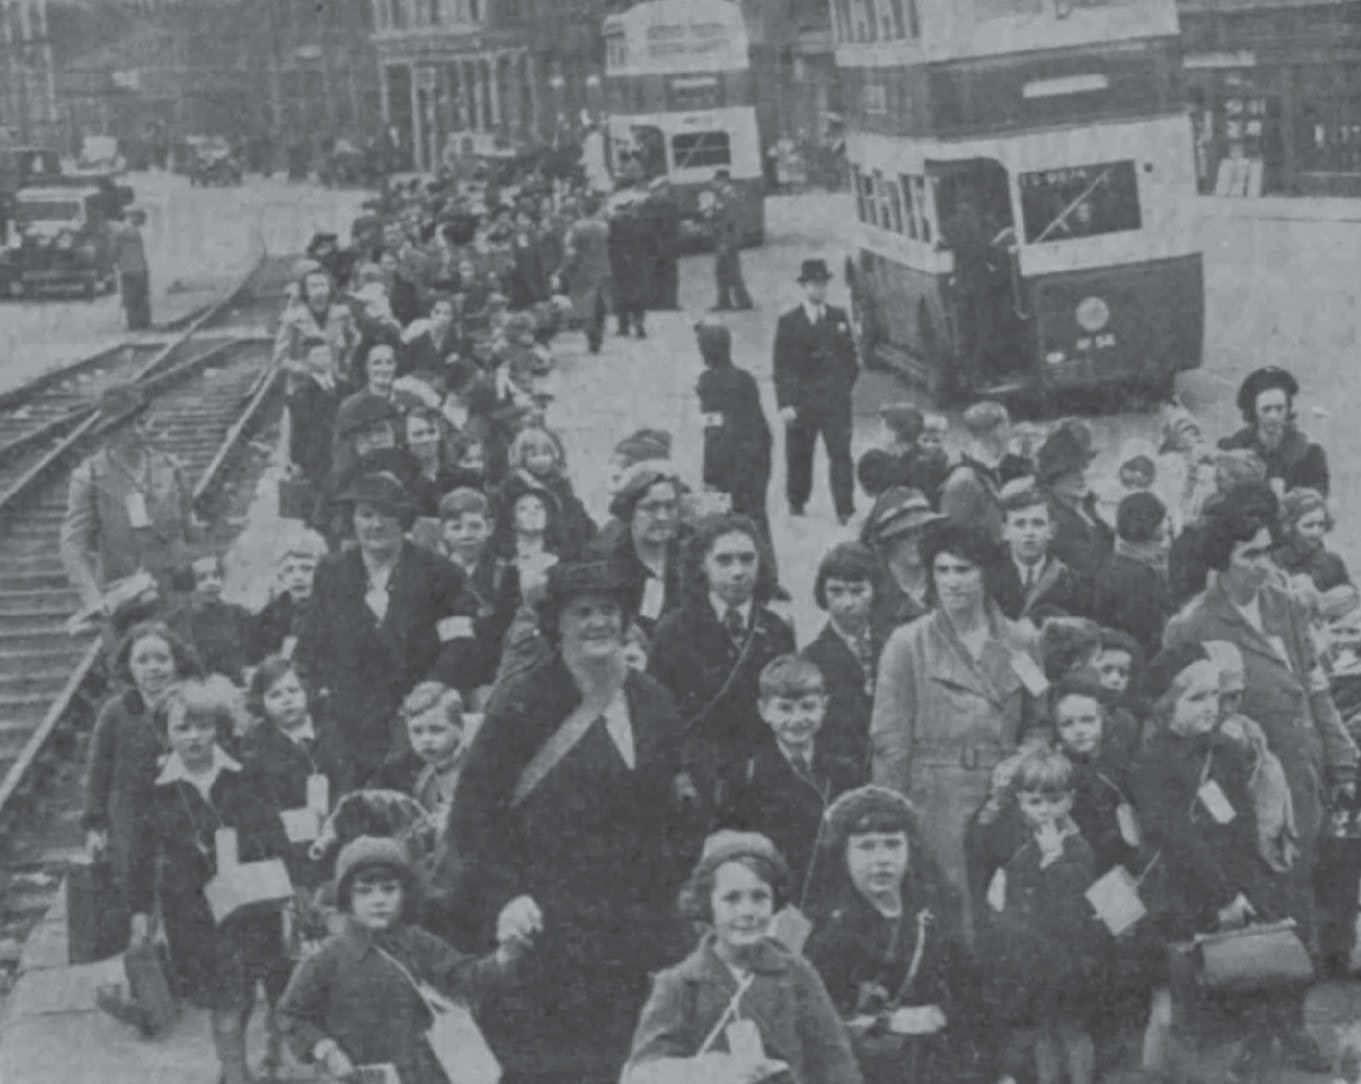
[335,394,402,439]
[609,464,683,521]
[335,835,412,889]
[692,830,790,888]
[823,786,917,851]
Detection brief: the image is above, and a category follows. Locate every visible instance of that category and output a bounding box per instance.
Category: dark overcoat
[772,304,858,416]
[440,658,697,1084]
[295,542,465,784]
[802,620,879,771]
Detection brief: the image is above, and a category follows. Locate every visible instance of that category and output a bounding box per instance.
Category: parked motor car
[0,186,117,300]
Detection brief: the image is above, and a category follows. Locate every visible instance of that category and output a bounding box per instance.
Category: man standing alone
[112,207,151,331]
[773,259,859,525]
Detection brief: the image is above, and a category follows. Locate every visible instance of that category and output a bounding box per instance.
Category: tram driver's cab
[931,157,1028,387]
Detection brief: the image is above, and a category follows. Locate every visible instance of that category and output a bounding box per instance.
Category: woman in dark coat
[695,321,773,548]
[599,468,690,635]
[440,559,701,1084]
[1218,366,1329,497]
[294,472,466,789]
[1132,643,1315,1079]
[82,621,202,906]
[648,513,796,810]
[1092,491,1174,662]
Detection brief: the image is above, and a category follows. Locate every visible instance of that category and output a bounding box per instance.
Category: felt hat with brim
[797,258,832,283]
[867,486,944,544]
[1036,425,1097,484]
[336,395,402,439]
[614,428,673,465]
[337,471,417,515]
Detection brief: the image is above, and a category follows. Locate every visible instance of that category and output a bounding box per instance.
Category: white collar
[779,740,816,769]
[803,300,825,322]
[710,592,754,626]
[1012,554,1047,582]
[156,745,241,789]
[279,718,317,746]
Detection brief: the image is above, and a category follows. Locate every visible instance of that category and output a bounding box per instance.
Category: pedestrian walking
[706,170,754,311]
[642,176,680,309]
[1219,366,1329,497]
[696,321,773,547]
[608,192,649,339]
[112,206,152,330]
[773,259,859,524]
[559,194,611,354]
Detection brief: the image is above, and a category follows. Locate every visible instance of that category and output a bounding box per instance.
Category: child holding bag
[125,679,292,1084]
[279,835,527,1084]
[806,787,977,1084]
[622,831,861,1084]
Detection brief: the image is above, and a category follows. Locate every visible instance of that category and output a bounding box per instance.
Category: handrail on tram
[1034,164,1115,244]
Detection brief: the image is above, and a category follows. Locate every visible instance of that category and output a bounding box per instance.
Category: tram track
[0,255,293,988]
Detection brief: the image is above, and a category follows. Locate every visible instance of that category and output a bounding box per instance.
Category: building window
[391,0,407,29]
[855,167,878,225]
[470,0,481,18]
[834,0,852,43]
[882,0,905,39]
[428,0,441,24]
[1019,160,1142,243]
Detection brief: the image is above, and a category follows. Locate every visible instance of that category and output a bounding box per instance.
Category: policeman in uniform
[60,384,197,615]
[773,259,859,524]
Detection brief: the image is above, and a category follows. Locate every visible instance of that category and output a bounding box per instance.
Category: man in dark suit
[773,259,859,524]
[295,471,466,788]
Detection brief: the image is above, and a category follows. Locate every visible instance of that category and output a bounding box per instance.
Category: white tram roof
[834,0,1180,65]
[16,186,99,201]
[604,0,750,77]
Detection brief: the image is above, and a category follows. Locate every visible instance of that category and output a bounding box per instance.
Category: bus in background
[839,0,1203,404]
[602,0,765,247]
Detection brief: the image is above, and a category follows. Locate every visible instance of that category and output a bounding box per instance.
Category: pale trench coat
[1164,578,1358,941]
[870,604,1038,916]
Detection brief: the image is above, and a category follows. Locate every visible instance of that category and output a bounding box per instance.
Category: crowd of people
[63,152,1361,1084]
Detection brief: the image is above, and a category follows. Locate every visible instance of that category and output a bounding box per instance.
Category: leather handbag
[1190,919,1315,995]
[123,941,177,1036]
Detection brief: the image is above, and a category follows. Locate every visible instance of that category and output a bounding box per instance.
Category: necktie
[1024,563,1036,590]
[857,635,876,697]
[724,606,745,644]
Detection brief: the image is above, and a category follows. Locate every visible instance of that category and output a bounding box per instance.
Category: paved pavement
[5,188,1361,1081]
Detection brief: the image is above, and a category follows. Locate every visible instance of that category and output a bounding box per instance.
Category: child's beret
[823,786,917,851]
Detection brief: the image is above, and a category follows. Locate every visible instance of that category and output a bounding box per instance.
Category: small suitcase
[123,941,177,1037]
[66,858,129,964]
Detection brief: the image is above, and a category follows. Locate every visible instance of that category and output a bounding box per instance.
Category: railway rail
[0,256,293,988]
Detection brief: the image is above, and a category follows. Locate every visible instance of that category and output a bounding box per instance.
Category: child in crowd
[279,835,527,1084]
[1094,627,1145,756]
[807,787,976,1084]
[878,402,924,486]
[173,551,252,684]
[855,449,901,510]
[622,831,861,1084]
[244,657,342,888]
[1094,492,1173,662]
[248,527,328,665]
[368,683,478,828]
[973,749,1102,1084]
[503,425,595,557]
[126,680,292,1084]
[989,477,1091,624]
[803,542,881,769]
[716,656,862,917]
[1275,487,1352,594]
[913,413,950,506]
[434,488,511,699]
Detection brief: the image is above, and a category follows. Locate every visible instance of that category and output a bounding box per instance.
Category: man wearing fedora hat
[774,258,859,524]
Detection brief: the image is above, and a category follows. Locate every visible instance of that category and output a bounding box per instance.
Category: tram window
[898,173,918,239]
[911,174,932,242]
[882,0,905,38]
[1019,160,1141,244]
[671,131,731,170]
[834,0,852,42]
[855,168,877,225]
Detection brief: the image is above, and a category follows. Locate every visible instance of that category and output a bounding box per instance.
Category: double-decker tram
[839,0,1203,402]
[602,0,765,246]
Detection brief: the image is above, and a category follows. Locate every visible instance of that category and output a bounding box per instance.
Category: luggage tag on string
[125,492,150,529]
[1010,652,1048,698]
[639,576,665,621]
[987,868,1007,912]
[1198,780,1236,824]
[726,1019,764,1063]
